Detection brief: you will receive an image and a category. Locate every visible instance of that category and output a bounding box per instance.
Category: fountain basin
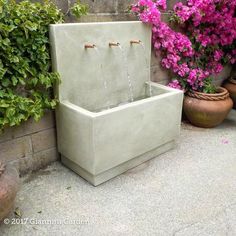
[56,83,182,186]
[50,22,183,185]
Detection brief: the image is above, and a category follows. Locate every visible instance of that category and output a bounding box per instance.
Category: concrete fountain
[50,21,183,186]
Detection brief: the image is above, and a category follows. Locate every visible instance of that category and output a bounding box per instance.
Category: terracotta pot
[0,163,20,222]
[223,78,236,109]
[184,87,233,128]
[212,65,232,87]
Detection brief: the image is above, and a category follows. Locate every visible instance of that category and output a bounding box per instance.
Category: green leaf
[0,68,7,80]
[11,76,18,86]
[2,79,10,87]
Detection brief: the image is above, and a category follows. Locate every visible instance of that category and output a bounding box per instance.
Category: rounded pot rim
[229,77,236,85]
[187,87,230,101]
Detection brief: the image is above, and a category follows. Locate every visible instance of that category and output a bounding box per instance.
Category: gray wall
[0,112,58,175]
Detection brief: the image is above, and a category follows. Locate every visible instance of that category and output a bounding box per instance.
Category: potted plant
[223,66,236,109]
[131,0,235,128]
[183,87,232,128]
[0,162,20,222]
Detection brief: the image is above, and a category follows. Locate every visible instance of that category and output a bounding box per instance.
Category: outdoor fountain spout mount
[84,43,96,49]
[109,42,120,47]
[130,40,141,44]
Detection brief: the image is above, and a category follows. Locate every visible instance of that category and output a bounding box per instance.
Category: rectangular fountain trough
[50,22,183,186]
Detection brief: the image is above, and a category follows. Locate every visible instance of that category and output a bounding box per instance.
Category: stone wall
[0,112,58,175]
[0,0,181,175]
[55,0,137,22]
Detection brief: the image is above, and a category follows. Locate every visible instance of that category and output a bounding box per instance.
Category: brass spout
[84,43,96,49]
[109,42,120,47]
[130,40,141,44]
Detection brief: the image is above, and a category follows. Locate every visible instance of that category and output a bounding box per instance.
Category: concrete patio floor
[1,110,236,236]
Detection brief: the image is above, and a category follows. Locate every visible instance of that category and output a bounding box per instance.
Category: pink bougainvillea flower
[132,0,236,92]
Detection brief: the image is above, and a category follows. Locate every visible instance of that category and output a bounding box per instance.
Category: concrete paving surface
[0,110,236,236]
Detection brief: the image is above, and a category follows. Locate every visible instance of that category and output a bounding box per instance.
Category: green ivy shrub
[0,0,87,131]
[0,0,63,130]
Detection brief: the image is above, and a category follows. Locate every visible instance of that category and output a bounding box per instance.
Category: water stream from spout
[94,47,111,109]
[140,42,153,97]
[118,45,134,102]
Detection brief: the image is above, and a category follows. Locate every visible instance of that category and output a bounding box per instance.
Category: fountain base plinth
[61,140,175,186]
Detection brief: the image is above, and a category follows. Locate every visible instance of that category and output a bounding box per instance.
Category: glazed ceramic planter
[184,87,233,128]
[223,78,236,109]
[0,163,20,222]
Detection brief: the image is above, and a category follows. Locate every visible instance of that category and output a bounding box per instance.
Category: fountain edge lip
[49,21,146,27]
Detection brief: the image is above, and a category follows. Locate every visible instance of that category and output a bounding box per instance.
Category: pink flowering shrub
[131,0,236,93]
